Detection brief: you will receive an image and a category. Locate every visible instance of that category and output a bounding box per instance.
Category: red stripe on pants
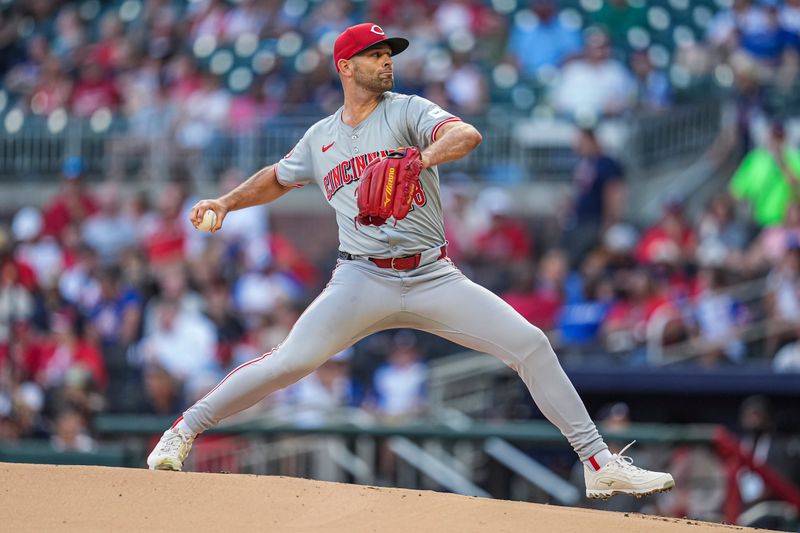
[195,346,279,404]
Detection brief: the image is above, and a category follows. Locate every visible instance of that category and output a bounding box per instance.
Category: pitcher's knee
[527,325,551,350]
[519,325,556,362]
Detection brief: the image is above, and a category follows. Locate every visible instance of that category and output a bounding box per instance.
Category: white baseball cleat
[147,428,196,471]
[584,441,675,500]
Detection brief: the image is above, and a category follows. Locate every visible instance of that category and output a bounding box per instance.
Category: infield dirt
[0,462,765,532]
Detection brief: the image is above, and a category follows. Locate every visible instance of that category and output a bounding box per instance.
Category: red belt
[339,245,447,271]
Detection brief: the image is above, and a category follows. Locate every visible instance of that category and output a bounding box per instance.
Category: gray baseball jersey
[276,92,459,256]
[176,91,609,465]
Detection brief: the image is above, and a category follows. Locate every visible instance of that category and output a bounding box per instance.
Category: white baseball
[196,209,217,232]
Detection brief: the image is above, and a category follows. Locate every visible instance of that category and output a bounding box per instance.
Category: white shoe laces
[161,430,192,456]
[608,440,648,474]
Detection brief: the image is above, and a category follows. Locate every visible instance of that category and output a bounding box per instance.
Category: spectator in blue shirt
[738,4,799,66]
[558,274,614,350]
[507,0,582,78]
[86,265,143,351]
[368,332,427,421]
[630,51,671,111]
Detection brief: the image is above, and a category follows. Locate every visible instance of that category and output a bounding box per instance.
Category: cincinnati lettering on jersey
[323,150,388,200]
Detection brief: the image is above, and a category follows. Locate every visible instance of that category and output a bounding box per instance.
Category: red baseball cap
[333,23,409,72]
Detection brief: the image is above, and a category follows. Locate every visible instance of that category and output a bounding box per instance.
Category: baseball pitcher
[148,23,674,500]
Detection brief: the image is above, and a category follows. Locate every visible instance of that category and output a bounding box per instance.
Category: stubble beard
[354,66,394,93]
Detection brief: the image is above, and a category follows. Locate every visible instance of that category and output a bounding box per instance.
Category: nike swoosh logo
[322,142,335,152]
[600,480,614,487]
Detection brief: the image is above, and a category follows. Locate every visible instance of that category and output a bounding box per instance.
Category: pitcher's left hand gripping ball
[356,147,423,226]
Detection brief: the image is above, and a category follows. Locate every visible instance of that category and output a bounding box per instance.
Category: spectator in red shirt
[636,199,697,266]
[90,12,128,71]
[269,233,320,290]
[13,206,64,290]
[0,322,42,385]
[42,156,98,241]
[472,187,532,263]
[502,249,567,331]
[603,268,672,355]
[141,181,188,266]
[35,313,108,391]
[69,60,120,118]
[466,187,533,291]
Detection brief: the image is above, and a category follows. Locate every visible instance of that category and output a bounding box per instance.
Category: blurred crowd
[0,0,797,161]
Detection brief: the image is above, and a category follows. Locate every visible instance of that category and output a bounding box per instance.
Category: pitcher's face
[351,44,394,93]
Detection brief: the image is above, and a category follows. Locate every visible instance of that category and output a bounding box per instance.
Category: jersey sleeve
[275,131,314,188]
[404,95,461,149]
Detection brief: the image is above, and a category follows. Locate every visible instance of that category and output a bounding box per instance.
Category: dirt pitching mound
[0,462,758,532]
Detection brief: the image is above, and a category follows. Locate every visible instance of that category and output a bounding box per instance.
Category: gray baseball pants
[181,250,607,461]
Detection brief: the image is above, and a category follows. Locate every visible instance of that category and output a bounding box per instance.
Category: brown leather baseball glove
[355,147,423,226]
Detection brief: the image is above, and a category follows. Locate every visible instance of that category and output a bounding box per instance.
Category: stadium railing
[0,101,722,183]
[627,100,723,169]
